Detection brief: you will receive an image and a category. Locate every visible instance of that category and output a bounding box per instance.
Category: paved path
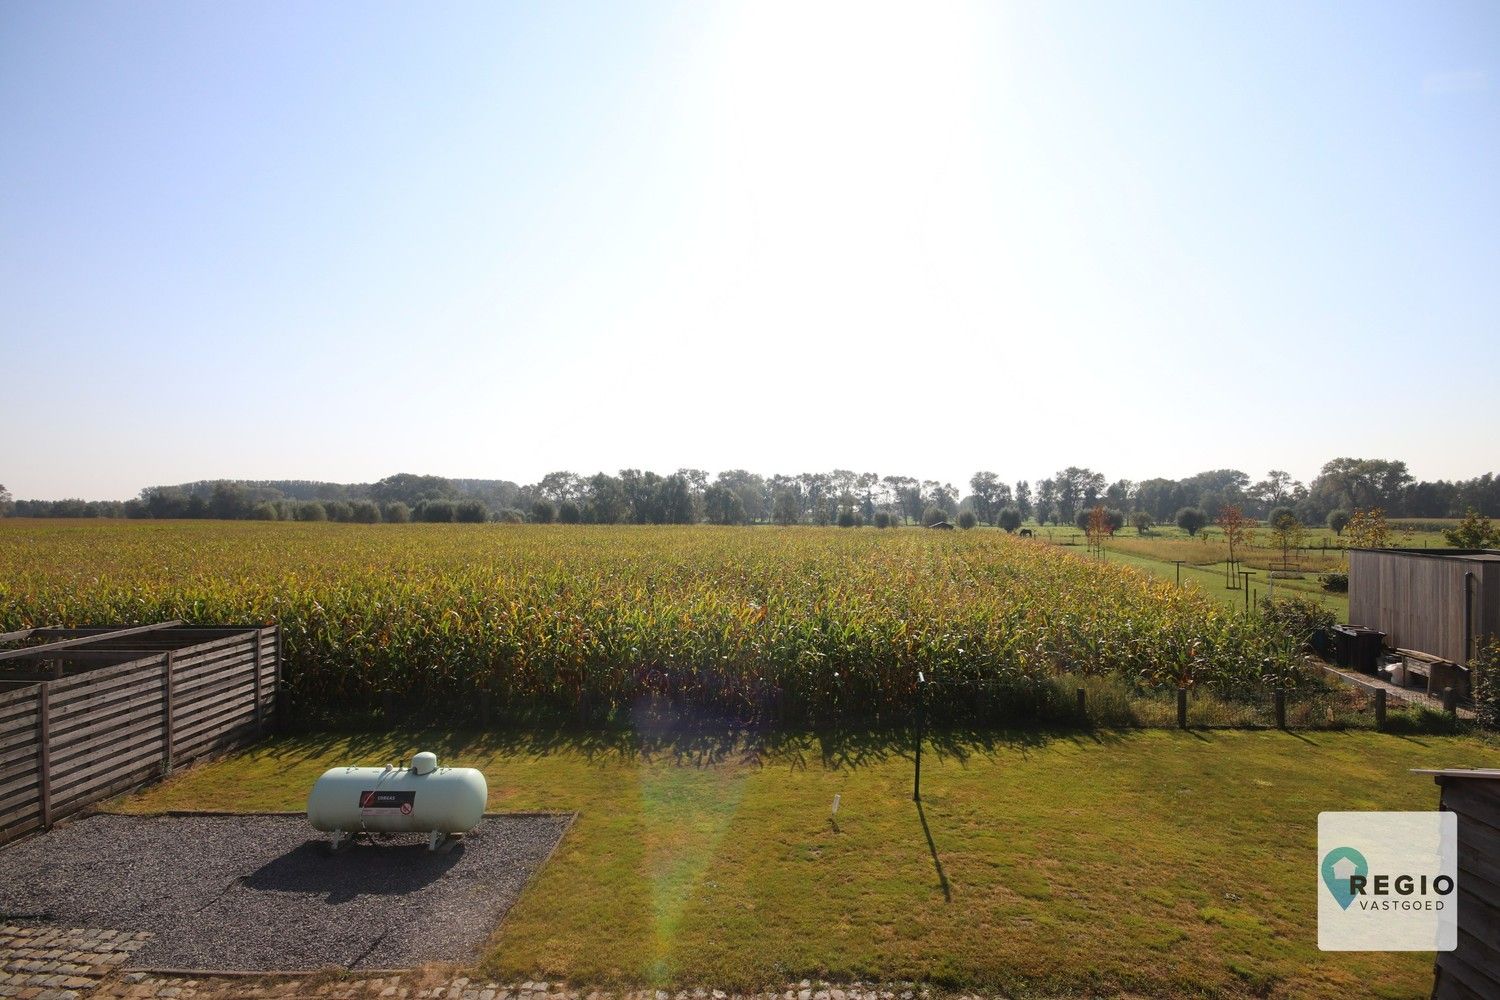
[1318,662,1476,720]
[100,977,943,1000]
[2,925,981,1000]
[0,924,150,999]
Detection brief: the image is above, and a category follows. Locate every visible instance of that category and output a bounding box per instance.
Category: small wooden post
[1375,688,1387,727]
[1177,686,1188,729]
[1442,686,1457,715]
[1076,687,1087,719]
[162,651,175,775]
[37,683,52,830]
[251,628,263,733]
[1274,689,1286,729]
[913,673,925,802]
[272,624,284,732]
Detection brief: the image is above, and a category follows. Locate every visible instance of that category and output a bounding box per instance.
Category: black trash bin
[1351,628,1386,674]
[1333,625,1385,673]
[1332,625,1358,668]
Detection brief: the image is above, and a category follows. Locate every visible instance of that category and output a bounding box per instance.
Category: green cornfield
[0,520,1309,727]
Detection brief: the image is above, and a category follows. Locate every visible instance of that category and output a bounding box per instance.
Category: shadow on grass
[258,715,1134,773]
[915,799,951,903]
[256,702,1478,774]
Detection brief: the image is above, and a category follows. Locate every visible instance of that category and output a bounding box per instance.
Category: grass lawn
[1090,544,1350,619]
[1027,525,1352,617]
[116,728,1499,999]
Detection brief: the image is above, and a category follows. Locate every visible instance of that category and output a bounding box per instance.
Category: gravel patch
[0,813,571,971]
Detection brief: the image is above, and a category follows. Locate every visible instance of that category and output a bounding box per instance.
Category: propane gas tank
[306,751,487,835]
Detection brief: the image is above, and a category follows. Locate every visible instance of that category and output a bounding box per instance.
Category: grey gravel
[0,813,571,971]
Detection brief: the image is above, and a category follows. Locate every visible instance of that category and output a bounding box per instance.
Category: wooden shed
[1413,768,1500,998]
[1348,548,1500,665]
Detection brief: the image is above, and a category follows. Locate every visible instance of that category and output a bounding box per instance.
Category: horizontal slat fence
[0,682,45,843]
[0,626,277,847]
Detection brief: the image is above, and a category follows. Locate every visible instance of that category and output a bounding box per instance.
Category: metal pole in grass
[913,671,925,802]
[1242,572,1253,614]
[1177,686,1188,729]
[1375,688,1387,728]
[1176,561,1183,585]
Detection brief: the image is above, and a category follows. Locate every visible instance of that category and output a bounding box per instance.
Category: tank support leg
[330,829,349,852]
[428,830,448,852]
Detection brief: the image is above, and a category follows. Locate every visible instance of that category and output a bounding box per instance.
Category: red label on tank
[358,790,416,811]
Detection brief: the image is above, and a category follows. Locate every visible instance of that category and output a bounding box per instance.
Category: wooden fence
[0,623,277,846]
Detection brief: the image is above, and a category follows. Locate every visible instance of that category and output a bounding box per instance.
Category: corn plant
[0,521,1310,726]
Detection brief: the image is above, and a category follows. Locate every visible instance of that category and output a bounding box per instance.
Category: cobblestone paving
[0,924,151,999]
[98,978,946,1000]
[3,927,1034,1000]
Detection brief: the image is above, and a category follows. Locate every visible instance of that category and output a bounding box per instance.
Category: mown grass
[118,728,1498,999]
[1026,525,1352,617]
[1087,545,1350,619]
[1027,522,1456,552]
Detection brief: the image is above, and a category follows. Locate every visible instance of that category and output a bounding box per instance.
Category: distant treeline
[0,474,516,524]
[3,459,1498,526]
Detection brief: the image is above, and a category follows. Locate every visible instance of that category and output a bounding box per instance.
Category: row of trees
[1124,461,1500,526]
[5,457,1499,525]
[966,462,1498,530]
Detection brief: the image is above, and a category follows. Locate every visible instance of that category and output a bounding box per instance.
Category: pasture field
[1100,546,1350,618]
[119,728,1500,999]
[1038,528,1350,617]
[1027,521,1457,619]
[1030,520,1456,558]
[0,520,1312,727]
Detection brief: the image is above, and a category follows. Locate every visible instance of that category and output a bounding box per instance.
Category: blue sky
[2,1,1496,500]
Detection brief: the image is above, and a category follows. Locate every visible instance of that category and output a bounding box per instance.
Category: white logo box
[1318,811,1457,951]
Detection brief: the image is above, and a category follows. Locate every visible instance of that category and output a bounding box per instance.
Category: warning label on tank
[359,789,416,814]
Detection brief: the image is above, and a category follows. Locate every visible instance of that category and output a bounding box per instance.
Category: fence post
[1177,686,1188,729]
[1375,688,1387,728]
[162,651,175,775]
[1076,687,1087,720]
[37,682,52,830]
[251,628,263,733]
[1274,689,1286,729]
[274,625,283,732]
[1442,686,1457,715]
[913,673,925,802]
